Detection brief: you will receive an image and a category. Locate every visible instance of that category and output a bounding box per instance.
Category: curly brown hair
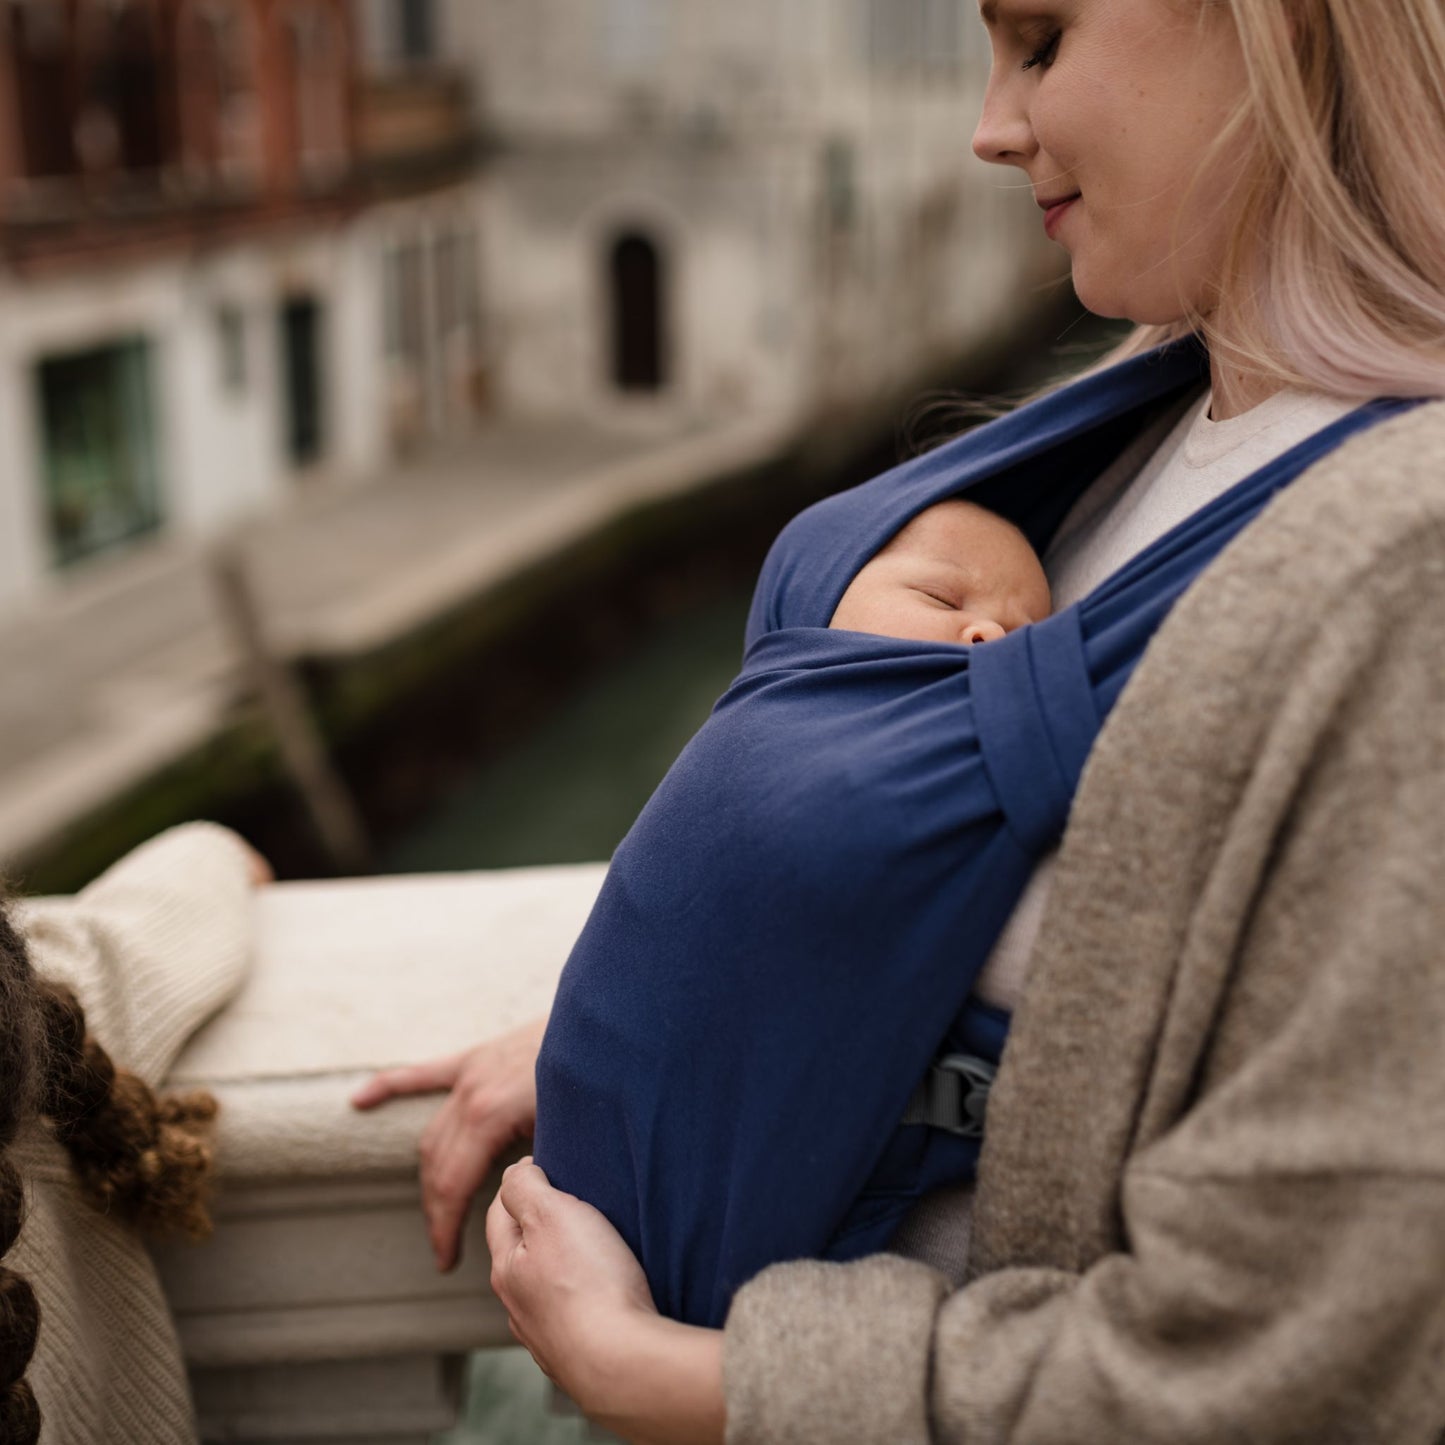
[0,902,221,1444]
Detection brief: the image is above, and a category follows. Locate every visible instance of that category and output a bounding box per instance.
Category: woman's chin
[1069,259,1193,328]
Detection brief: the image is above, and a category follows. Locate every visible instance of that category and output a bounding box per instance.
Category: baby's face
[829,500,1052,646]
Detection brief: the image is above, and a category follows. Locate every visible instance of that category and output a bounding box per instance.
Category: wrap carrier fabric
[533,337,1418,1329]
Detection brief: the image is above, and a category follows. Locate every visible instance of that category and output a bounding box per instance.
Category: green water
[384,586,754,875]
[438,1351,601,1445]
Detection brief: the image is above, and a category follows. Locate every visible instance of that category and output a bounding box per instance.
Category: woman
[356,0,1445,1439]
[0,823,263,1444]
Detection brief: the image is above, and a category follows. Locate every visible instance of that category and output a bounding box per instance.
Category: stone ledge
[153,863,608,1443]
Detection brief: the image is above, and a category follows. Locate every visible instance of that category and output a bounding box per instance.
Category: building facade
[0,0,1054,612]
[0,0,481,610]
[455,0,1047,426]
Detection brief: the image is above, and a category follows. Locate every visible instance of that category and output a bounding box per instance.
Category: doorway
[608,231,669,393]
[280,295,325,466]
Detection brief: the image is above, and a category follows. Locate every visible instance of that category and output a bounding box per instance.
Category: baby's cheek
[828,577,876,631]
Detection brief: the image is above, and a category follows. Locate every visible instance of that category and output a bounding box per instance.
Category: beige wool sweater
[723,401,1445,1444]
[10,823,255,1445]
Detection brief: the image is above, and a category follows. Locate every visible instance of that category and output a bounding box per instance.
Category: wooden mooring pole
[209,544,373,876]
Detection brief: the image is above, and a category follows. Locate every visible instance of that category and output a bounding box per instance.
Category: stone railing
[151,863,608,1445]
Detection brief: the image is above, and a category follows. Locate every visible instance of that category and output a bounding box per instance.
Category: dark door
[610,232,668,392]
[281,296,324,466]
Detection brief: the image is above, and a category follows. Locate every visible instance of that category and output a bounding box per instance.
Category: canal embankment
[5,289,1110,894]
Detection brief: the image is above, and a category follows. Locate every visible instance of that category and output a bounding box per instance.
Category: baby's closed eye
[912,586,963,609]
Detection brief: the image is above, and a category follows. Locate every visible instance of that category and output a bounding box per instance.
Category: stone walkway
[0,411,793,866]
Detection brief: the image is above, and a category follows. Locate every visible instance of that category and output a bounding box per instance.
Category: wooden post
[210,543,373,875]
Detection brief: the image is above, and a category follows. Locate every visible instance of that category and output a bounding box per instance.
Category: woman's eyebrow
[980,0,998,25]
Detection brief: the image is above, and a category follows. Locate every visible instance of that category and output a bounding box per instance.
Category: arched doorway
[608,231,669,393]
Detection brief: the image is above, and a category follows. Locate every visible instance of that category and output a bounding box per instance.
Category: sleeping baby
[829,497,1052,645]
[535,496,1054,1328]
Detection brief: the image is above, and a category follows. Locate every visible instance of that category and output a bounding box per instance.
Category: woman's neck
[1208,359,1288,422]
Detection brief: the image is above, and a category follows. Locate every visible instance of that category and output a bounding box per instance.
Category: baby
[535,493,1058,1329]
[829,497,1052,643]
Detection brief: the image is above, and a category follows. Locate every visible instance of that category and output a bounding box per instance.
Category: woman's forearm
[587,1316,726,1445]
[585,1313,726,1445]
[485,1161,726,1445]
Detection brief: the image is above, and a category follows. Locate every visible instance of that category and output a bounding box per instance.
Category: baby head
[829,498,1051,646]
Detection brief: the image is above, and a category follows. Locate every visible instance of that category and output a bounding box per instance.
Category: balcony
[356,68,483,193]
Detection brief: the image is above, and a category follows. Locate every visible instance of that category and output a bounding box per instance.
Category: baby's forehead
[892,499,1004,552]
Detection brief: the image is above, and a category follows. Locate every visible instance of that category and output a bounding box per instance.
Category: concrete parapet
[153,862,608,1444]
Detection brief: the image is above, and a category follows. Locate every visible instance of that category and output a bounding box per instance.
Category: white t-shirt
[974,385,1361,1009]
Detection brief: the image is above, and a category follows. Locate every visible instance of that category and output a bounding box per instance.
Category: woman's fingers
[348,1017,550,1271]
[485,1184,523,1271]
[350,1053,464,1109]
[498,1156,549,1227]
[482,1160,662,1418]
[419,1100,507,1270]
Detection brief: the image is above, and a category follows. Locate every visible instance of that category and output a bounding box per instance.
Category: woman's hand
[237,839,274,887]
[487,1159,725,1445]
[350,1014,548,1270]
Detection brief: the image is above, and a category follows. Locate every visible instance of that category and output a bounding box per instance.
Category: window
[216,305,248,394]
[921,0,965,79]
[37,337,164,566]
[866,0,968,80]
[383,241,426,365]
[179,2,261,183]
[287,4,348,177]
[396,0,435,63]
[10,0,77,176]
[600,0,666,77]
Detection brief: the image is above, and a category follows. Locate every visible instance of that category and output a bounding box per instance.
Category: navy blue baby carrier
[534,336,1417,1328]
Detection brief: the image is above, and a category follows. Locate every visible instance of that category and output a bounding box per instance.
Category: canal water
[381,582,755,876]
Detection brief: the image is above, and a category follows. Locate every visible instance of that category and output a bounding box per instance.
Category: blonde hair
[1095,0,1445,401]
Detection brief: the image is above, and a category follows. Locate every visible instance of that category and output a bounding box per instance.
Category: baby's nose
[962,618,1007,646]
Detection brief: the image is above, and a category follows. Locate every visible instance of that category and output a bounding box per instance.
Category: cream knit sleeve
[13,822,256,1086]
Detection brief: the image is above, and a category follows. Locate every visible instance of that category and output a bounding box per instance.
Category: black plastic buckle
[903,1052,997,1139]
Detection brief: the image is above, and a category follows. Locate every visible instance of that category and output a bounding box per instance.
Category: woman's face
[972,0,1252,325]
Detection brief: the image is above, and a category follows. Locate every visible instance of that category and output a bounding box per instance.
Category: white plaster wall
[485,151,799,425]
[0,308,48,609]
[487,182,601,417]
[464,0,1046,430]
[0,216,409,606]
[330,229,389,479]
[0,263,199,584]
[166,254,286,538]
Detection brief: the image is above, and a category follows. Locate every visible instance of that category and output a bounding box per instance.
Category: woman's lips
[1043,195,1081,240]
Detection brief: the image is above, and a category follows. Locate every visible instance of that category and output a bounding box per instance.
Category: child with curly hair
[0,824,262,1444]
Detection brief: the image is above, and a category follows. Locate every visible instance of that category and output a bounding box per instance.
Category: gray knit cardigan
[723,401,1445,1445]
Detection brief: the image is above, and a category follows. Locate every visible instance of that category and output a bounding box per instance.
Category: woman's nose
[962,618,1007,646]
[972,77,1036,166]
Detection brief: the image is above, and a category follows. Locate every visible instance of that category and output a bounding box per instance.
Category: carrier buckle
[901,1052,997,1139]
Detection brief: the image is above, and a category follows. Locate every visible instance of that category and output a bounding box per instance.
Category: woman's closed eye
[1022,28,1061,71]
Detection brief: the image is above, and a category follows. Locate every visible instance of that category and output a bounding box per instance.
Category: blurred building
[0,0,1051,613]
[0,0,482,609]
[456,0,1038,426]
